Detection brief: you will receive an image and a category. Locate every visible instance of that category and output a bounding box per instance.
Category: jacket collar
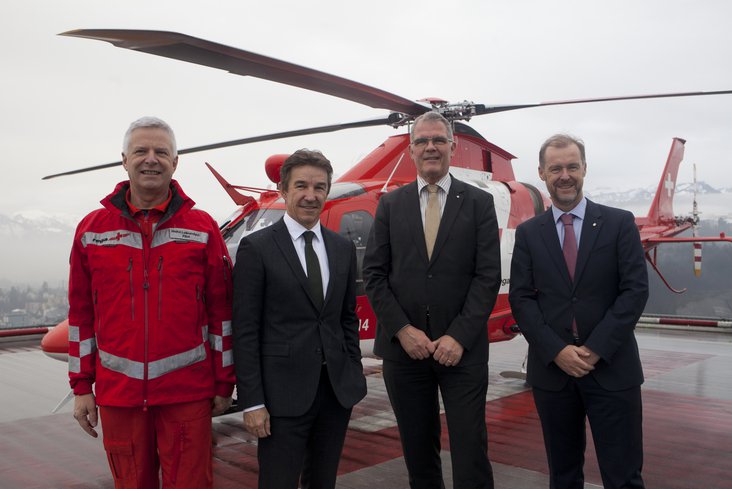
[103,179,194,224]
[405,174,467,265]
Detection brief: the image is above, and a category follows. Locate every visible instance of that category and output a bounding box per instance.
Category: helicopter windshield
[326,182,365,200]
[223,207,286,258]
[221,183,366,260]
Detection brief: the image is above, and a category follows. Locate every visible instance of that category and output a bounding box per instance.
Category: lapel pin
[593,222,597,227]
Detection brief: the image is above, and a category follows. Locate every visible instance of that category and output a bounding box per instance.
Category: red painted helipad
[1,327,730,488]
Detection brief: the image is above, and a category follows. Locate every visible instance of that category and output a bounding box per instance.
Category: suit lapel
[403,182,430,263]
[272,219,321,311]
[322,228,339,307]
[574,200,602,284]
[538,209,573,288]
[429,176,465,265]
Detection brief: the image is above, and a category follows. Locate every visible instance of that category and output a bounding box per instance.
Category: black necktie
[303,231,324,309]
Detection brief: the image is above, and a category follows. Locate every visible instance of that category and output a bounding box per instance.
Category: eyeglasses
[411,136,453,148]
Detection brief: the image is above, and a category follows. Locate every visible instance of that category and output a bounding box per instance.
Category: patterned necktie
[424,184,440,259]
[303,231,324,309]
[561,213,577,281]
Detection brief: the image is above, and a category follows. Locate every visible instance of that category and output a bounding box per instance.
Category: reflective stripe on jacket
[68,179,235,407]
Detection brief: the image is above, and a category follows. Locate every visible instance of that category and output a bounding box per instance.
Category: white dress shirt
[283,213,330,300]
[551,197,587,248]
[417,173,452,227]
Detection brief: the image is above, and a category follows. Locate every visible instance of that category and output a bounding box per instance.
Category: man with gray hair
[68,116,235,488]
[364,111,501,488]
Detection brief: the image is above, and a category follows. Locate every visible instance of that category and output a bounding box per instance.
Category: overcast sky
[2,0,732,226]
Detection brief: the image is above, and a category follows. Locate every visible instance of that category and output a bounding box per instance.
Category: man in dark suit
[509,134,648,489]
[232,149,367,489]
[363,111,502,489]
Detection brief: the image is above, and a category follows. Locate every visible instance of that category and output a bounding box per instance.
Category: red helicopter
[41,29,732,362]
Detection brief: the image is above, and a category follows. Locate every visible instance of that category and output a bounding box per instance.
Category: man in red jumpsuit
[68,116,235,488]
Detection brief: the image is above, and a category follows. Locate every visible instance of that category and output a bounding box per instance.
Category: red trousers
[99,399,213,489]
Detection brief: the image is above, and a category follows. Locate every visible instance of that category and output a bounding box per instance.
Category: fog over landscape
[2,180,730,288]
[2,179,731,323]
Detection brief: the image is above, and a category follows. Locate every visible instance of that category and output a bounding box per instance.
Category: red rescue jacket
[68,180,235,407]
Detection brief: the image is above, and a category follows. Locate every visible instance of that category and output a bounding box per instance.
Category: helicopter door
[336,210,374,296]
[323,204,374,296]
[520,182,547,216]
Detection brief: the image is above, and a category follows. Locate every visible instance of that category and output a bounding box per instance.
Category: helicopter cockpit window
[223,208,286,260]
[338,210,374,296]
[326,182,366,201]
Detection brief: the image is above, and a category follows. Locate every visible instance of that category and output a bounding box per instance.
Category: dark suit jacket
[508,199,648,391]
[232,218,367,417]
[363,176,501,364]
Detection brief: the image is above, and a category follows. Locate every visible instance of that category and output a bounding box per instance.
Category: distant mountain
[1,181,730,287]
[586,180,724,202]
[0,212,76,287]
[585,181,732,218]
[674,181,727,195]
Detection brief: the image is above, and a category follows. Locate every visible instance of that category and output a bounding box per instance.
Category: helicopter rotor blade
[474,90,732,115]
[60,29,430,116]
[49,30,732,181]
[42,116,392,180]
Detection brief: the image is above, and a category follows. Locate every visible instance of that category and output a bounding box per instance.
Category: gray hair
[539,133,586,168]
[122,116,177,156]
[410,111,454,141]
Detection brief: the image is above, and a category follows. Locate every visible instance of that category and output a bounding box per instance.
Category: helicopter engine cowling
[265,154,290,184]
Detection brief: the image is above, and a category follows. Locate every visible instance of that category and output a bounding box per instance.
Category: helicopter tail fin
[205,162,255,206]
[645,137,686,224]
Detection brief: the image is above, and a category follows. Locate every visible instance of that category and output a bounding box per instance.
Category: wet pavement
[1,326,730,488]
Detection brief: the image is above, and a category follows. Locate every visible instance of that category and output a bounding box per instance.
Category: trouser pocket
[103,438,137,488]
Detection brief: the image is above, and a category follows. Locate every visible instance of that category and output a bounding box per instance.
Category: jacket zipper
[196,284,202,336]
[94,290,100,341]
[157,256,163,320]
[128,258,135,320]
[143,264,149,411]
[222,255,231,300]
[142,211,150,412]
